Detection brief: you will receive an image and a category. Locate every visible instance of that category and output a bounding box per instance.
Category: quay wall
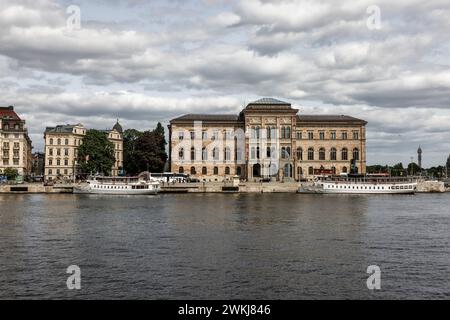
[416,181,446,193]
[0,184,73,194]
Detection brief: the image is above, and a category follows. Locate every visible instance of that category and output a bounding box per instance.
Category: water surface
[0,193,449,299]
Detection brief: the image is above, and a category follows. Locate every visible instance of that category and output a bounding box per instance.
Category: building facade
[169,98,367,181]
[44,121,123,181]
[0,106,33,180]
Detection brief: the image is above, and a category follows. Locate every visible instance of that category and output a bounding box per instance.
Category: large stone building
[169,98,367,181]
[44,121,123,181]
[0,106,33,180]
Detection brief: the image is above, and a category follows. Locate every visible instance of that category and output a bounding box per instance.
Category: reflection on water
[0,193,449,299]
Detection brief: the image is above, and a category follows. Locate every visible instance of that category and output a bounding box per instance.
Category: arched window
[353,148,360,161]
[296,148,303,160]
[297,167,303,176]
[342,166,348,173]
[342,148,348,161]
[179,167,184,174]
[202,167,207,175]
[285,126,291,139]
[213,167,219,175]
[178,148,184,160]
[281,127,286,139]
[57,138,61,145]
[225,167,230,175]
[236,166,242,176]
[308,166,314,175]
[236,148,243,161]
[331,166,336,174]
[251,147,256,159]
[319,148,326,161]
[213,147,219,160]
[255,126,260,139]
[190,167,196,175]
[308,148,314,160]
[266,127,271,139]
[286,147,291,158]
[190,147,195,161]
[50,138,54,145]
[256,147,260,159]
[266,147,271,158]
[202,147,207,161]
[330,148,337,161]
[224,147,231,161]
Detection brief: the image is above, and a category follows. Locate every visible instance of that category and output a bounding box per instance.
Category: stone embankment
[0,183,73,194]
[416,181,446,193]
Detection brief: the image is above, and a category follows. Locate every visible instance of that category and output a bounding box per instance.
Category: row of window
[2,124,22,131]
[2,159,20,166]
[178,166,242,176]
[47,169,71,175]
[2,142,20,149]
[326,184,415,190]
[178,147,360,161]
[48,138,82,146]
[177,129,361,141]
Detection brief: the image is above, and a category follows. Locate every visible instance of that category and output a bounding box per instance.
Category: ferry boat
[74,173,160,195]
[298,175,417,194]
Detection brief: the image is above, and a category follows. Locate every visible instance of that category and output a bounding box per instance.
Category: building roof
[0,106,21,120]
[45,124,76,133]
[171,114,240,122]
[245,98,292,110]
[113,120,123,133]
[297,115,367,124]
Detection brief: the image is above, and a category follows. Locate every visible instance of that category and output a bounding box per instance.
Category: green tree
[123,129,143,175]
[123,123,168,175]
[407,162,421,176]
[4,167,19,181]
[135,130,167,173]
[391,163,406,177]
[78,129,115,176]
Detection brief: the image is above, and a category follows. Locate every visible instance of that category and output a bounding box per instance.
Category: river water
[0,193,449,299]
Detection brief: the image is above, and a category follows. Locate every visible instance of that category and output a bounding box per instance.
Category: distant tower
[417,146,422,170]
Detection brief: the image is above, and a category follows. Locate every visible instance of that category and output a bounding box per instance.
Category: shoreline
[1,181,448,194]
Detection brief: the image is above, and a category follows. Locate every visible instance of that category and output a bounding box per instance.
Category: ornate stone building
[0,106,33,180]
[44,121,123,181]
[169,98,367,181]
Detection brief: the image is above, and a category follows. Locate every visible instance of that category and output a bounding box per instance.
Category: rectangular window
[202,131,208,140]
[353,131,359,140]
[178,132,184,140]
[308,132,314,140]
[331,132,336,140]
[342,132,348,140]
[319,132,325,140]
[190,131,195,140]
[296,132,302,140]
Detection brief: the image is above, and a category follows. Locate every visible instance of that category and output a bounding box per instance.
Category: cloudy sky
[1,0,450,166]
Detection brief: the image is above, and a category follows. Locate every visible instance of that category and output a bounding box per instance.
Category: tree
[123,129,143,175]
[407,162,421,176]
[123,123,168,175]
[391,163,406,177]
[4,167,18,181]
[135,130,167,173]
[78,129,115,176]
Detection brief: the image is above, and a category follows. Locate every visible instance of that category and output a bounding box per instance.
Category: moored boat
[74,173,160,195]
[298,176,417,194]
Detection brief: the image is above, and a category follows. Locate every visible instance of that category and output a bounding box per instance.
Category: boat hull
[73,187,159,195]
[298,182,417,195]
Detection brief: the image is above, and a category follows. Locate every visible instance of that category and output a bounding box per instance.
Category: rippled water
[0,193,449,299]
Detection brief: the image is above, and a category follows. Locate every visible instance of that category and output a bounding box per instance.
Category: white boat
[298,176,417,194]
[74,174,160,195]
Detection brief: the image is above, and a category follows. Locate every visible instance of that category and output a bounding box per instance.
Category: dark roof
[171,114,240,122]
[245,98,292,110]
[45,124,76,133]
[297,115,367,124]
[113,121,123,133]
[0,106,21,120]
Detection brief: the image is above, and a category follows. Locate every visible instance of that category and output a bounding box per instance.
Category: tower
[417,146,422,170]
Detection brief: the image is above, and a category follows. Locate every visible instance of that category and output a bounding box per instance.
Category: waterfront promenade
[0,180,448,194]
